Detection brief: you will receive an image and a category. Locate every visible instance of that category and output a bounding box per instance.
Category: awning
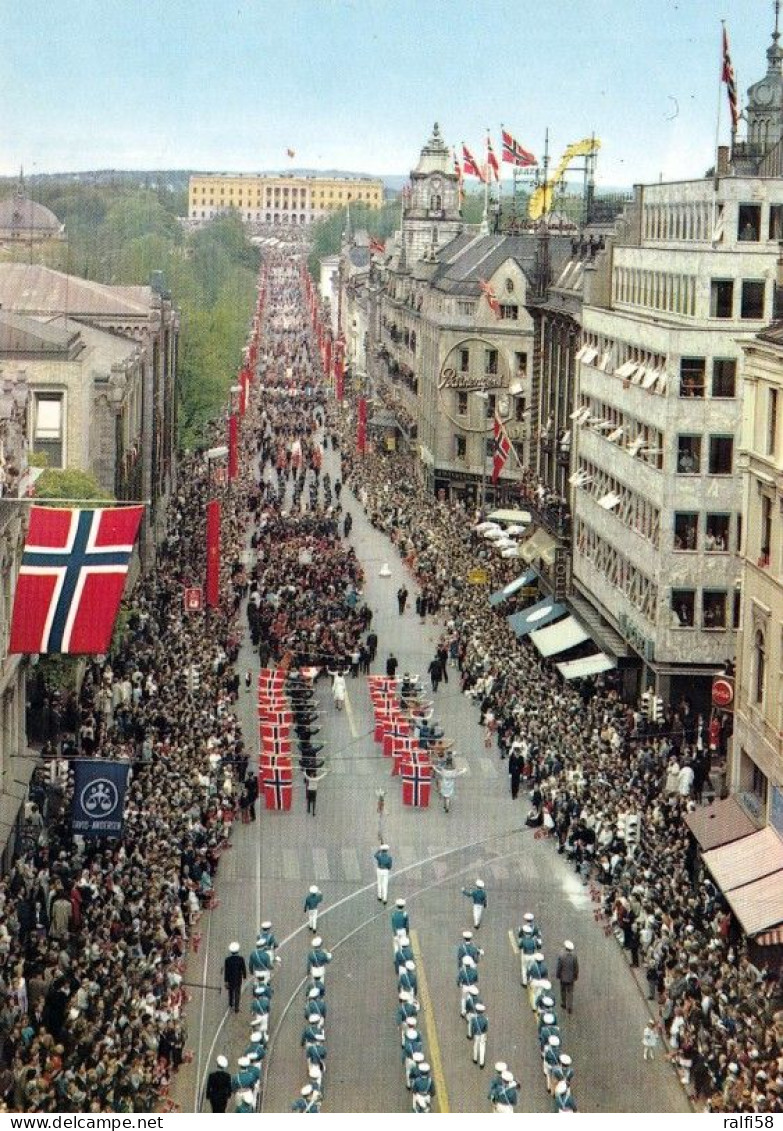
[684,797,757,852]
[724,871,783,938]
[530,615,590,657]
[488,509,533,525]
[489,570,537,607]
[520,529,558,564]
[702,825,783,891]
[755,925,783,946]
[507,598,566,637]
[555,652,615,679]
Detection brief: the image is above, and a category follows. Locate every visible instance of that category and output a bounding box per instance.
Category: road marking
[344,686,358,739]
[312,847,331,881]
[282,848,300,882]
[507,927,518,958]
[341,846,362,882]
[410,929,450,1114]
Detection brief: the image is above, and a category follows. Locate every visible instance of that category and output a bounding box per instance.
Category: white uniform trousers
[520,952,535,986]
[472,904,483,929]
[460,984,476,1016]
[393,928,407,953]
[472,1032,487,1068]
[376,867,390,902]
[307,909,319,931]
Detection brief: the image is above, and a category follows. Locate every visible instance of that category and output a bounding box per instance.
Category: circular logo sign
[712,677,734,708]
[80,778,120,818]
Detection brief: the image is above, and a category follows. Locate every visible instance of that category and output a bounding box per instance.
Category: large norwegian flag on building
[501,128,537,168]
[9,506,143,655]
[492,414,512,484]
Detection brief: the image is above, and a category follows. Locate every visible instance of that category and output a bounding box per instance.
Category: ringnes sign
[711,676,734,710]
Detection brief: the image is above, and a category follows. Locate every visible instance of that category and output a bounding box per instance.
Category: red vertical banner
[357,396,367,454]
[206,500,220,608]
[335,341,344,403]
[228,413,239,481]
[324,334,332,384]
[239,370,249,416]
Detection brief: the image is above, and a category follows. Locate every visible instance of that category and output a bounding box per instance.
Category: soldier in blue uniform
[393,934,415,972]
[235,1089,255,1113]
[304,885,323,933]
[291,1083,322,1112]
[487,1062,507,1108]
[301,1013,326,1049]
[245,1031,266,1062]
[305,985,326,1021]
[469,1001,489,1068]
[307,936,333,981]
[554,1078,577,1112]
[391,898,409,952]
[411,1060,433,1112]
[538,1011,561,1054]
[398,959,418,997]
[543,1034,562,1093]
[457,955,479,1016]
[493,1069,518,1112]
[402,1027,424,1088]
[527,953,549,1008]
[397,990,420,1044]
[461,879,487,928]
[375,843,393,904]
[532,980,555,1017]
[257,920,279,953]
[464,984,483,1039]
[549,1053,574,1095]
[457,929,484,968]
[305,1041,326,1094]
[248,939,278,985]
[250,985,271,1039]
[231,1055,259,1097]
[517,923,539,986]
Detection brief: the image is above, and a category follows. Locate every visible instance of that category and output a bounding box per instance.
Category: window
[485,349,498,375]
[710,279,733,318]
[741,280,765,320]
[459,348,470,373]
[769,204,783,241]
[454,434,466,459]
[712,358,736,397]
[33,393,64,468]
[514,396,527,422]
[760,495,772,561]
[458,301,476,317]
[457,391,468,416]
[708,435,733,474]
[486,393,496,419]
[702,590,727,629]
[705,513,730,552]
[671,589,695,627]
[768,388,779,456]
[485,437,495,459]
[733,589,741,629]
[679,357,705,397]
[754,629,766,703]
[673,512,698,551]
[677,435,702,473]
[738,204,761,241]
[515,351,528,377]
[499,304,519,320]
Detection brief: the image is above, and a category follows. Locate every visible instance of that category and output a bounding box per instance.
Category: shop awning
[530,615,590,657]
[488,509,533,525]
[702,825,783,891]
[507,598,566,637]
[555,652,615,680]
[724,871,783,938]
[755,925,783,946]
[488,570,537,606]
[684,797,757,852]
[520,529,558,565]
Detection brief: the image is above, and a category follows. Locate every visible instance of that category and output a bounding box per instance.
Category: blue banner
[72,760,129,837]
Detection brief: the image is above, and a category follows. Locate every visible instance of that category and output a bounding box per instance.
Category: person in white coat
[328,669,347,710]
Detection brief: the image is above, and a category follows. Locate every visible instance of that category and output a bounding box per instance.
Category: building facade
[733,324,783,830]
[188,173,384,226]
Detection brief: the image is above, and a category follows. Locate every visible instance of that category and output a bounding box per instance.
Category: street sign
[711,676,734,710]
[184,587,203,612]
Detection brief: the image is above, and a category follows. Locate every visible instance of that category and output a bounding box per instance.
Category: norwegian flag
[479,278,501,317]
[9,505,143,655]
[462,143,485,182]
[263,764,293,811]
[492,413,512,484]
[452,148,465,202]
[501,128,537,168]
[486,134,500,182]
[722,25,739,129]
[402,761,431,808]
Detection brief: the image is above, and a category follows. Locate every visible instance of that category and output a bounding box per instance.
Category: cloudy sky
[0,0,774,187]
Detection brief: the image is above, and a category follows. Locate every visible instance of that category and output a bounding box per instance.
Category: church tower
[402,123,462,264]
[746,2,783,158]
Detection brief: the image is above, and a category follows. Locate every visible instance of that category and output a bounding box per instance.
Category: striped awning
[507,598,566,637]
[724,871,783,938]
[684,797,757,852]
[755,925,783,947]
[702,825,783,891]
[529,615,590,657]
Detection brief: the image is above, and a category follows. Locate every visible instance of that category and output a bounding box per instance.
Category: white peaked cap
[217,1055,228,1068]
[261,921,272,930]
[405,959,416,970]
[419,1062,430,1072]
[312,937,322,946]
[501,1070,514,1082]
[548,1035,561,1047]
[556,1080,569,1095]
[494,1062,508,1073]
[462,930,473,939]
[564,940,574,950]
[309,885,319,893]
[476,879,485,887]
[301,1085,313,1096]
[242,1091,254,1104]
[476,1003,486,1012]
[523,912,535,922]
[229,941,240,952]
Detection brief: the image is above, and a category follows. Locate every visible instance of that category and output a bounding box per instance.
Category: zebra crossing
[260,841,536,888]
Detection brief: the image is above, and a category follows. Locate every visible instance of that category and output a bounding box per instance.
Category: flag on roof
[501,128,537,168]
[9,505,143,655]
[486,134,500,182]
[722,25,739,130]
[462,143,485,182]
[492,414,512,484]
[479,278,500,317]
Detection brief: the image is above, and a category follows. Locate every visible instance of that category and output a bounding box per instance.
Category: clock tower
[746,2,783,157]
[402,123,463,264]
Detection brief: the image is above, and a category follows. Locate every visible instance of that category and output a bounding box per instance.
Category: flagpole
[712,22,725,241]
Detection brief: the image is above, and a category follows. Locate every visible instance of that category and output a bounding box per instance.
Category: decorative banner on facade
[206,500,220,608]
[357,397,367,455]
[335,341,345,402]
[9,505,144,655]
[72,760,129,837]
[228,414,239,481]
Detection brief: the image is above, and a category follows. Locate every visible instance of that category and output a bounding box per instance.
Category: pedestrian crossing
[256,842,537,888]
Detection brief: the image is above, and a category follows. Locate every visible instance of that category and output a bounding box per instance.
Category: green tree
[34,467,114,503]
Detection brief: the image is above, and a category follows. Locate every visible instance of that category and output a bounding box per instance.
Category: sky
[0,0,776,188]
